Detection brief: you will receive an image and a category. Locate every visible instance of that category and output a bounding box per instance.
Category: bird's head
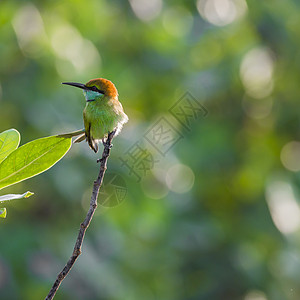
[62,78,118,102]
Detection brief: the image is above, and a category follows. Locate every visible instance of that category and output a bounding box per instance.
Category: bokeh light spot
[240,47,274,99]
[280,141,300,172]
[266,181,300,235]
[12,4,46,57]
[244,290,268,300]
[166,164,195,194]
[129,0,162,22]
[50,23,101,77]
[197,0,247,26]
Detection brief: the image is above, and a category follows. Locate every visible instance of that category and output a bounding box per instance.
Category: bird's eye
[89,85,104,94]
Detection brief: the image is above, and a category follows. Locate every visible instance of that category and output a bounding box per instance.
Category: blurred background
[1,0,300,299]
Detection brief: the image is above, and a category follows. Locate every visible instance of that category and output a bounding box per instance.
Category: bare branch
[45,130,116,300]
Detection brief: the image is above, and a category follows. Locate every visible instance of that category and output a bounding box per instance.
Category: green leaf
[0,208,6,218]
[0,129,20,164]
[0,191,34,203]
[0,135,72,190]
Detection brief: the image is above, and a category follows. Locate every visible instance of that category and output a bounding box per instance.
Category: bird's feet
[97,158,103,163]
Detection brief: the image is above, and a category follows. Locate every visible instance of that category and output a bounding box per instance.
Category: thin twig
[45,130,116,300]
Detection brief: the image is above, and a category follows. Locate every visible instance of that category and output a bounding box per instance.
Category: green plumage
[83,95,128,152]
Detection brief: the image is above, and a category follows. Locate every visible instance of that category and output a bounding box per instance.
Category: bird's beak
[62,82,87,90]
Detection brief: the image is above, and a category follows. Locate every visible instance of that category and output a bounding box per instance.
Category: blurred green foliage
[1,0,300,299]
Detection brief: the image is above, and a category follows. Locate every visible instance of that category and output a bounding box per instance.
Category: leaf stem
[45,130,116,300]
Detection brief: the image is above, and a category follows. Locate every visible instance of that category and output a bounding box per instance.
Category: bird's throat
[83,90,102,102]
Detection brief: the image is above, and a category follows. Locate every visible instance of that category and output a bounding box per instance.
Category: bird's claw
[97,158,103,163]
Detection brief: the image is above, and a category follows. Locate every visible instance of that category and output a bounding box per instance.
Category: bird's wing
[84,121,98,153]
[83,109,98,153]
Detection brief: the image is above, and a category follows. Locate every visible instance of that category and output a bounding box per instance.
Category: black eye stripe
[89,86,104,94]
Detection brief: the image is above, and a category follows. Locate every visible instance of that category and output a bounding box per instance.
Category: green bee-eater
[63,78,128,152]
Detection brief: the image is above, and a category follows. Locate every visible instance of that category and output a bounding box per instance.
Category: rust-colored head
[85,78,118,98]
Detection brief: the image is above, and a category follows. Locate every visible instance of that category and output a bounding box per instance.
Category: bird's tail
[74,133,86,144]
[69,130,98,153]
[58,129,85,139]
[58,128,99,152]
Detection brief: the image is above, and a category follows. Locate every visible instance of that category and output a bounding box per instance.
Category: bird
[62,78,128,153]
